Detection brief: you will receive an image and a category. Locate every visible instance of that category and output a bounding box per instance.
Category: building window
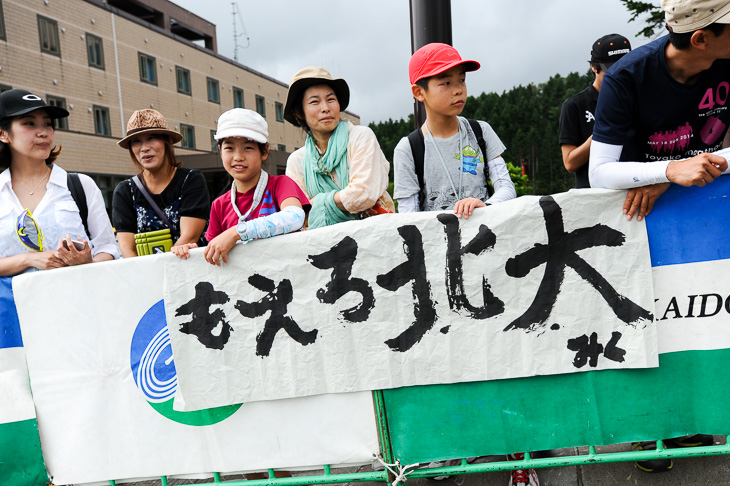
[138,52,157,85]
[0,84,12,93]
[210,130,219,153]
[233,87,244,108]
[86,33,104,69]
[176,66,191,95]
[37,15,60,56]
[47,96,68,131]
[0,1,6,42]
[93,106,111,136]
[275,102,284,123]
[89,174,126,217]
[277,144,286,152]
[180,124,195,149]
[207,77,219,103]
[255,95,265,117]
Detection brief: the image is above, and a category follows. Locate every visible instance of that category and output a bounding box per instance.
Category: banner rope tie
[374,455,420,485]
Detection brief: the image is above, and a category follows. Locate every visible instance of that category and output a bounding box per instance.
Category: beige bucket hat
[283,66,350,127]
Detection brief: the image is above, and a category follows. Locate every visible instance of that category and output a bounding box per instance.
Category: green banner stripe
[0,418,47,486]
[383,349,730,463]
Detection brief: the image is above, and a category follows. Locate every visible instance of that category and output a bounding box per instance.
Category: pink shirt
[205,174,310,241]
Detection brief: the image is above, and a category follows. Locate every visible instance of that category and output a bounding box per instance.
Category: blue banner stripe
[0,277,24,349]
[645,175,730,267]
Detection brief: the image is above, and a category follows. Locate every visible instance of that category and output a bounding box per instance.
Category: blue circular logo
[130,300,241,425]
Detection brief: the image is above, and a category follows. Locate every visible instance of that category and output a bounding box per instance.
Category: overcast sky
[174,0,662,124]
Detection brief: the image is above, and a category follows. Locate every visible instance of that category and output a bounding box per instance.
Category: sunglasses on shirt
[16,209,44,252]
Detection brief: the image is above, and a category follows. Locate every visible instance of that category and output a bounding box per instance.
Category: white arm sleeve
[238,206,305,244]
[589,140,671,189]
[396,194,420,213]
[485,156,516,204]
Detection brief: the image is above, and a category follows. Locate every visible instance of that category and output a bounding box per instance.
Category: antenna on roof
[232,2,250,61]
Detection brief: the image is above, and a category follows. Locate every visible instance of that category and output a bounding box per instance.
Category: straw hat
[117,109,183,149]
[283,66,350,127]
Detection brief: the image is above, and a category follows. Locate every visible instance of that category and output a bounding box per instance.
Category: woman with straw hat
[112,109,210,258]
[284,67,394,229]
[0,89,118,276]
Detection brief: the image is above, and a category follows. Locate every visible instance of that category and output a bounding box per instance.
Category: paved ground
[131,436,730,485]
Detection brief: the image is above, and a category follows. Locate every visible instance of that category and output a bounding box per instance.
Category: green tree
[368,115,413,182]
[506,162,532,196]
[620,0,664,38]
[461,70,593,195]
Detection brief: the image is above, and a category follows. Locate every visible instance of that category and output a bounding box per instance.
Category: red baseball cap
[409,43,480,85]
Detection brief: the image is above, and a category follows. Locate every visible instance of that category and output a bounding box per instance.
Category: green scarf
[303,121,358,229]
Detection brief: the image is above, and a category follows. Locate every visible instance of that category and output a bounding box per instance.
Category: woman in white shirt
[0,89,119,276]
[284,67,394,229]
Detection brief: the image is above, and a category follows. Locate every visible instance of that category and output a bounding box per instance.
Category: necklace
[13,167,50,195]
[313,138,331,175]
[315,152,330,175]
[424,121,464,201]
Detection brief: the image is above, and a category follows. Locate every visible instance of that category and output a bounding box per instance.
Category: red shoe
[508,453,540,486]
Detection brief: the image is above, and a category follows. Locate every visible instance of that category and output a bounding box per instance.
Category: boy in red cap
[393,43,515,218]
[394,44,535,486]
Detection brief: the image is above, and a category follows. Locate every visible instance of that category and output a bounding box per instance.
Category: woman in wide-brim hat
[284,66,394,229]
[0,89,119,276]
[112,109,210,258]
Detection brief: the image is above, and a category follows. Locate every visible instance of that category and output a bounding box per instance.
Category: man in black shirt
[559,34,631,188]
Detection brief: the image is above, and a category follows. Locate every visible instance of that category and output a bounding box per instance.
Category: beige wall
[0,0,359,178]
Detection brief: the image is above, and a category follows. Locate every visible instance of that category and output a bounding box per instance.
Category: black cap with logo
[590,34,632,71]
[0,89,69,122]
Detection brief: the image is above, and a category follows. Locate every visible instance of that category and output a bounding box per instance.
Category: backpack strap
[66,172,91,239]
[467,118,495,198]
[407,127,427,211]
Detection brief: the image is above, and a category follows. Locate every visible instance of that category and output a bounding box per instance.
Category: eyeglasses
[16,209,44,252]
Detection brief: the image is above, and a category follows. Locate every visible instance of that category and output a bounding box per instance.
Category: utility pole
[409,0,452,129]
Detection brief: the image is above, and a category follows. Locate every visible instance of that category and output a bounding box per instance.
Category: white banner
[0,347,35,424]
[164,190,658,411]
[13,258,378,485]
[653,258,730,354]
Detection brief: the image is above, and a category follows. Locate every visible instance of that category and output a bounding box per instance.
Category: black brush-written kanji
[377,225,437,352]
[308,236,375,323]
[235,274,318,357]
[175,281,233,350]
[437,213,504,320]
[505,196,653,333]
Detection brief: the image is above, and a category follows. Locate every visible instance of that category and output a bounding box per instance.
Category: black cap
[590,34,632,71]
[0,89,69,122]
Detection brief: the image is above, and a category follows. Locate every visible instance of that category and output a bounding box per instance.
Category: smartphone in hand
[62,239,87,251]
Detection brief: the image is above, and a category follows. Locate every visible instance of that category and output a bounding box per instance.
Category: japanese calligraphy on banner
[164,190,658,411]
[12,258,379,485]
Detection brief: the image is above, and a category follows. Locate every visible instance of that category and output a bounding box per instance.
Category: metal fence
[100,390,730,485]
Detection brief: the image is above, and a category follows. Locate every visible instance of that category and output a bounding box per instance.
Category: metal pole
[409,0,452,129]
